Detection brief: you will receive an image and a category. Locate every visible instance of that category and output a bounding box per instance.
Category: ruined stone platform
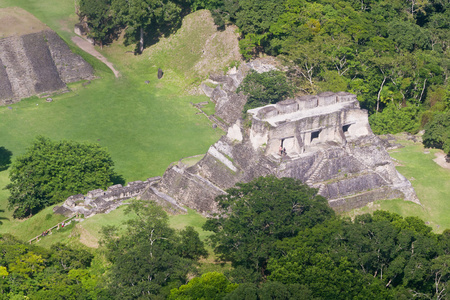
[55,58,418,217]
[0,7,94,105]
[53,177,186,218]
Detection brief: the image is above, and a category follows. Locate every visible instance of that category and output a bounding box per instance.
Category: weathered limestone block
[201,83,215,97]
[45,30,94,83]
[336,91,357,103]
[328,187,405,212]
[276,99,298,114]
[138,187,187,214]
[158,165,224,214]
[107,184,123,191]
[215,92,247,125]
[87,189,104,199]
[257,106,278,119]
[297,95,319,110]
[317,92,337,106]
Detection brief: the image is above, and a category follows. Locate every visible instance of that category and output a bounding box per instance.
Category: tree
[0,235,101,298]
[368,103,421,134]
[271,211,445,297]
[423,111,450,155]
[79,0,116,48]
[237,70,294,111]
[203,176,334,281]
[5,136,119,218]
[0,146,12,172]
[111,0,182,53]
[268,246,397,300]
[178,226,208,260]
[169,272,238,300]
[49,243,93,271]
[101,201,207,299]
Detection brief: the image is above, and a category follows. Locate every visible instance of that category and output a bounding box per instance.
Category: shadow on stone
[0,147,12,171]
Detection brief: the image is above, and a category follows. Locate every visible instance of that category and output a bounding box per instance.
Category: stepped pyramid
[0,7,94,105]
[147,59,419,214]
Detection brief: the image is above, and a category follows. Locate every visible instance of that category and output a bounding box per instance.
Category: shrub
[237,70,294,111]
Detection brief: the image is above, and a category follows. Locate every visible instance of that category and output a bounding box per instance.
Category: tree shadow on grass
[0,209,9,225]
[0,147,12,172]
[111,174,126,186]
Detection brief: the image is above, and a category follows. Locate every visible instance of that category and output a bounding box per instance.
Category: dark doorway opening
[311,130,321,142]
[343,124,351,133]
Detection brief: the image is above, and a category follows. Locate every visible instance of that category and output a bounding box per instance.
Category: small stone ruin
[53,177,186,218]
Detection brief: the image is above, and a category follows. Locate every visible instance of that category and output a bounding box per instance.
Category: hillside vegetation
[78,0,449,135]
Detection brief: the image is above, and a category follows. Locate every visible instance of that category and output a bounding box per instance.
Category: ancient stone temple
[155,90,418,215]
[56,58,418,218]
[247,92,369,156]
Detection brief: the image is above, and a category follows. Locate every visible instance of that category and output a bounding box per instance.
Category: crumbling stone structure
[56,58,418,217]
[155,90,418,214]
[0,30,94,105]
[152,58,419,214]
[200,57,280,125]
[53,177,186,218]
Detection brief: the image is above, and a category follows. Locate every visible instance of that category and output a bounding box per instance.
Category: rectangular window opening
[311,130,320,142]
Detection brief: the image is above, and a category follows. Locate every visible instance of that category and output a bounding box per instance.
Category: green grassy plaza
[0,0,222,241]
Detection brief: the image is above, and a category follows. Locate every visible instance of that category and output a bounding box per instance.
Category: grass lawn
[0,1,226,240]
[345,139,450,233]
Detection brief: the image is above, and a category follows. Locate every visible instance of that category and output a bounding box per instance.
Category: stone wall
[0,30,94,105]
[53,177,186,218]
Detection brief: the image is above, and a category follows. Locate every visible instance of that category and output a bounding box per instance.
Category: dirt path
[433,151,450,170]
[71,36,120,78]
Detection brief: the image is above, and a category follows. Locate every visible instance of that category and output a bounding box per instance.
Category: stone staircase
[305,149,328,186]
[305,149,329,196]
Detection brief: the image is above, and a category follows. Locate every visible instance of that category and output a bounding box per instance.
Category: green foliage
[49,243,94,271]
[269,212,450,299]
[5,136,119,218]
[178,226,208,260]
[203,176,334,280]
[423,111,450,154]
[369,103,421,134]
[78,0,116,47]
[111,0,183,52]
[0,235,100,299]
[101,201,208,299]
[223,281,316,300]
[216,0,450,125]
[237,70,294,111]
[268,246,396,299]
[0,147,12,172]
[169,272,238,299]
